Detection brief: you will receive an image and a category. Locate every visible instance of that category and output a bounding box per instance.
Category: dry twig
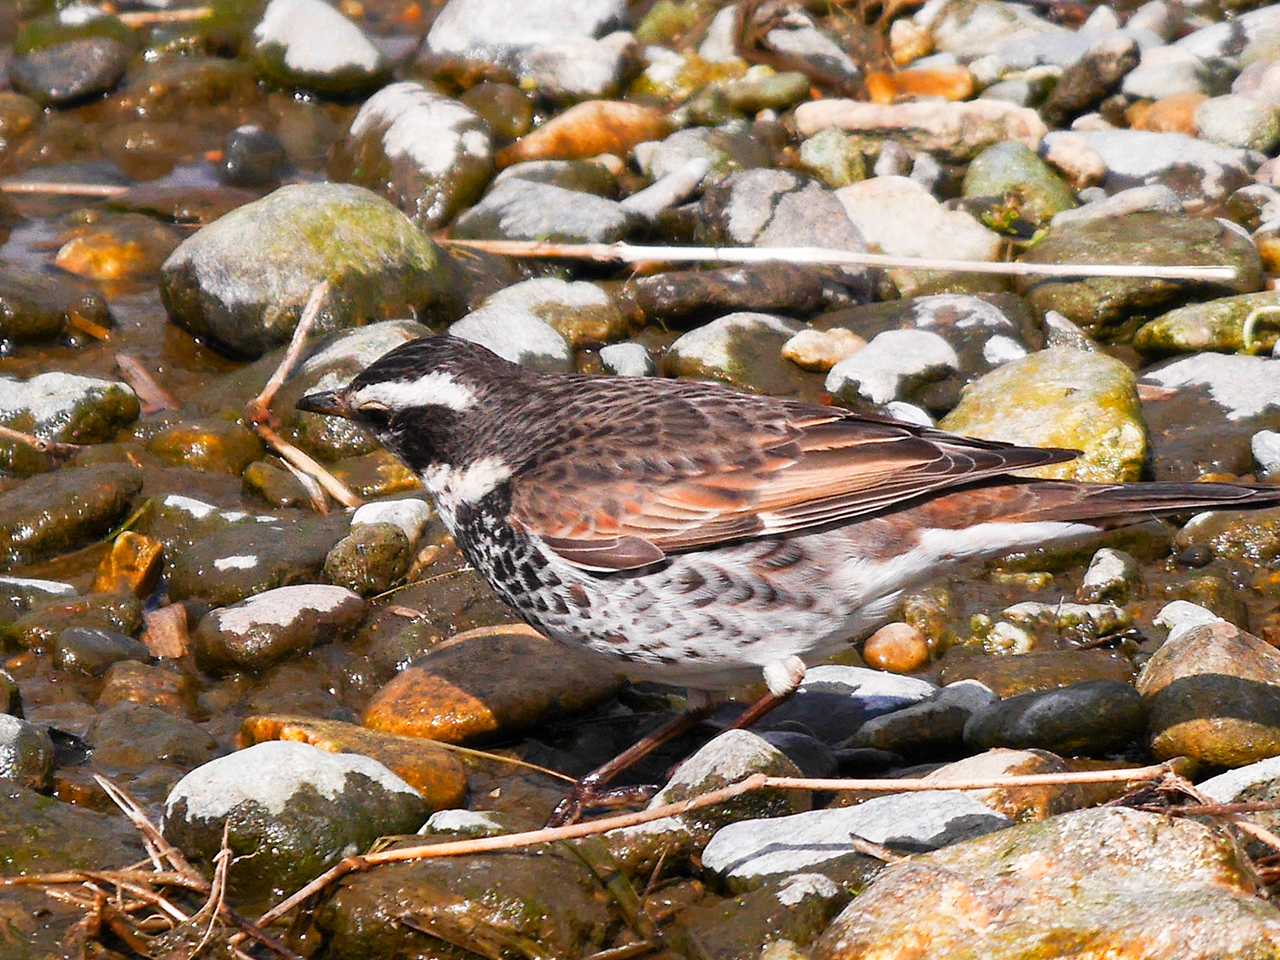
[244,281,363,510]
[0,180,129,197]
[250,761,1178,933]
[115,354,179,413]
[116,6,212,26]
[0,423,80,463]
[443,238,1241,282]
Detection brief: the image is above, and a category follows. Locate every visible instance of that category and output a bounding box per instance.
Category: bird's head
[296,335,520,468]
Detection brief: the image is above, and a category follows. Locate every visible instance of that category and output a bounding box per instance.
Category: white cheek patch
[423,455,512,507]
[350,371,475,413]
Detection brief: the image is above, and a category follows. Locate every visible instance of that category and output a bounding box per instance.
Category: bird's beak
[296,389,351,418]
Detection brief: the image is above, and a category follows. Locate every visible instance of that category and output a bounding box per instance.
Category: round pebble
[862,622,930,673]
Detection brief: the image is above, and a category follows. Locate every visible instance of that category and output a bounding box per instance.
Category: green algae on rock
[1016,212,1263,339]
[812,807,1280,960]
[0,372,139,476]
[1134,289,1280,356]
[248,0,387,96]
[940,348,1147,483]
[961,140,1077,228]
[159,183,453,358]
[0,465,140,568]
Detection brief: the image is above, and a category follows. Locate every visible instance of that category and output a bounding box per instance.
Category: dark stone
[53,627,148,676]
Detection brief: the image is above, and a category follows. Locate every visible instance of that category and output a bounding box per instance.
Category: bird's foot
[546,779,660,827]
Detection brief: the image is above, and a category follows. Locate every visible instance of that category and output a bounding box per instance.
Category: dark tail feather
[1016,481,1280,526]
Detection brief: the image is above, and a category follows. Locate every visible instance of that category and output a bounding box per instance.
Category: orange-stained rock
[363,628,622,743]
[1126,92,1206,134]
[865,68,974,104]
[91,532,164,597]
[97,661,195,716]
[240,714,467,809]
[890,19,933,66]
[496,101,671,168]
[54,216,182,281]
[862,621,930,673]
[924,748,1085,821]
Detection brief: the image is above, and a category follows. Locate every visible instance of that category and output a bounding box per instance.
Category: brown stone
[923,748,1085,821]
[938,649,1134,697]
[865,68,974,104]
[1137,621,1280,766]
[496,101,671,168]
[239,715,467,809]
[861,622,929,674]
[363,627,622,743]
[1127,92,1207,134]
[91,532,164,596]
[97,661,195,716]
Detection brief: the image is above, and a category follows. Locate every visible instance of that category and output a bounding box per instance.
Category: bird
[298,335,1280,822]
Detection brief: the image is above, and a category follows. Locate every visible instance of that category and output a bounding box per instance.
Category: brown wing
[508,389,1078,571]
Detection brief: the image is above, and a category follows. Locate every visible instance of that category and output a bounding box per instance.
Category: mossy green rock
[1134,290,1280,356]
[160,183,452,359]
[163,741,427,903]
[11,7,135,105]
[1173,506,1280,563]
[0,373,139,476]
[323,523,412,596]
[1016,213,1263,340]
[0,266,111,344]
[0,465,140,568]
[140,415,264,475]
[1138,621,1280,766]
[799,129,867,189]
[1,782,142,874]
[940,348,1147,482]
[961,140,1077,227]
[813,807,1280,959]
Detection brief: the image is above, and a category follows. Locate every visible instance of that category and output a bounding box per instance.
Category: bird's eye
[356,401,391,427]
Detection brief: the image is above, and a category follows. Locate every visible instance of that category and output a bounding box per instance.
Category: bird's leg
[726,655,808,730]
[546,698,717,827]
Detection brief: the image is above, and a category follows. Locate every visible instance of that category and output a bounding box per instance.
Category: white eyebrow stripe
[351,371,475,411]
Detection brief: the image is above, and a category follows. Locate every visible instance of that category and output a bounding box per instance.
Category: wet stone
[812,807,1280,960]
[460,82,534,141]
[940,348,1147,483]
[1138,621,1280,766]
[1140,354,1280,480]
[91,531,163,596]
[606,729,809,876]
[54,212,183,282]
[1017,213,1261,339]
[676,873,847,958]
[664,312,820,397]
[330,82,492,231]
[163,741,428,902]
[0,372,138,475]
[142,416,264,475]
[53,627,147,676]
[760,666,938,744]
[87,703,220,779]
[323,523,412,597]
[249,0,386,96]
[9,6,134,106]
[0,714,53,790]
[0,781,141,875]
[452,177,637,244]
[98,660,194,716]
[364,627,621,744]
[160,183,452,359]
[1077,547,1142,603]
[239,715,467,809]
[848,681,996,755]
[0,464,140,567]
[3,590,140,652]
[0,265,111,344]
[703,790,1011,893]
[600,341,656,376]
[938,648,1135,698]
[1135,290,1280,357]
[193,584,365,673]
[635,123,773,185]
[626,263,831,326]
[922,747,1086,822]
[218,124,289,188]
[162,509,350,606]
[963,680,1146,756]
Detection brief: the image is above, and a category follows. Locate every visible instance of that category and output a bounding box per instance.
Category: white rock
[599,342,655,377]
[1195,94,1280,153]
[825,329,959,405]
[352,499,431,542]
[702,792,1011,885]
[1121,46,1210,99]
[1050,184,1183,227]
[426,0,627,62]
[1199,756,1280,802]
[1153,600,1225,643]
[781,328,866,372]
[254,0,384,76]
[0,373,137,439]
[210,584,361,634]
[1142,354,1280,422]
[164,741,417,822]
[348,82,491,183]
[1253,429,1280,475]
